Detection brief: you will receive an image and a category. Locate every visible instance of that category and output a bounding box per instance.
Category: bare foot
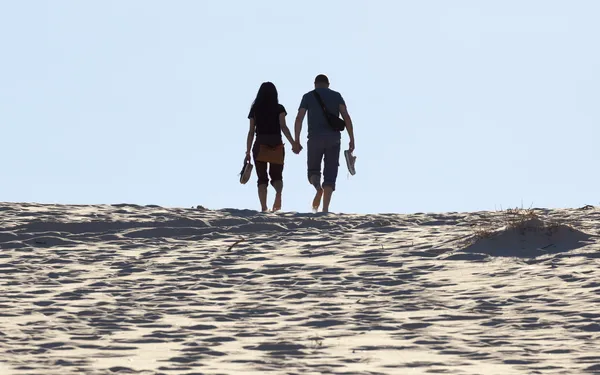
[312,188,323,213]
[272,193,282,212]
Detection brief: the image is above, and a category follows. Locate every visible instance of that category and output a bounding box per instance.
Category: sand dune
[1,202,600,374]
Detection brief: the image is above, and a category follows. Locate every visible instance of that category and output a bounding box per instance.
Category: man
[293,74,355,213]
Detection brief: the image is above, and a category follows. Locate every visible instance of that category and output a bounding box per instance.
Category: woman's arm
[246,118,255,160]
[279,112,295,145]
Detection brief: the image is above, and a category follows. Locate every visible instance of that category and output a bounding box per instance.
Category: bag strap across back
[312,90,330,118]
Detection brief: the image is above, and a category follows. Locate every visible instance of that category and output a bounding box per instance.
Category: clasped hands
[291,140,303,155]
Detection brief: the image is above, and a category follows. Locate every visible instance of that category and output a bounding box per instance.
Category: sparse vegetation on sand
[459,206,592,258]
[470,206,572,241]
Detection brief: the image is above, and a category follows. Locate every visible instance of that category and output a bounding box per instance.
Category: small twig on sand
[227,237,245,251]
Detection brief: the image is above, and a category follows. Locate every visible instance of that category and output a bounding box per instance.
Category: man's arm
[294,108,306,143]
[340,104,355,152]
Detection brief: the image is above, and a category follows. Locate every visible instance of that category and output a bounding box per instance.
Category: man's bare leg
[272,181,283,212]
[322,186,334,213]
[258,184,268,212]
[309,175,322,212]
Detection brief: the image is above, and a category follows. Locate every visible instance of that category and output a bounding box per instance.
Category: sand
[1,202,600,375]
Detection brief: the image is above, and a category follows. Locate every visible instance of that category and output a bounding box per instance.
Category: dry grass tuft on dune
[463,207,593,258]
[1,202,600,375]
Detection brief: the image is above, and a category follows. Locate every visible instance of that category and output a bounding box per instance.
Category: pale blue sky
[1,1,598,214]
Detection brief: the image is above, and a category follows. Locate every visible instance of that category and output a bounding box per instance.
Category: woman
[245,82,297,212]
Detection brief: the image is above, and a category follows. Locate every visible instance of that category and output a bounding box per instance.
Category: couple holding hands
[242,74,356,213]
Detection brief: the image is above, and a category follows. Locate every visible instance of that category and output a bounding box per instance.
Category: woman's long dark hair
[251,81,279,115]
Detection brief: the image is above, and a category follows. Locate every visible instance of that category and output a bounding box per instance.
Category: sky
[1,0,599,215]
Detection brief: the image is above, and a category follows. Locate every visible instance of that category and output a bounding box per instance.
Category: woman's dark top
[248,104,287,146]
